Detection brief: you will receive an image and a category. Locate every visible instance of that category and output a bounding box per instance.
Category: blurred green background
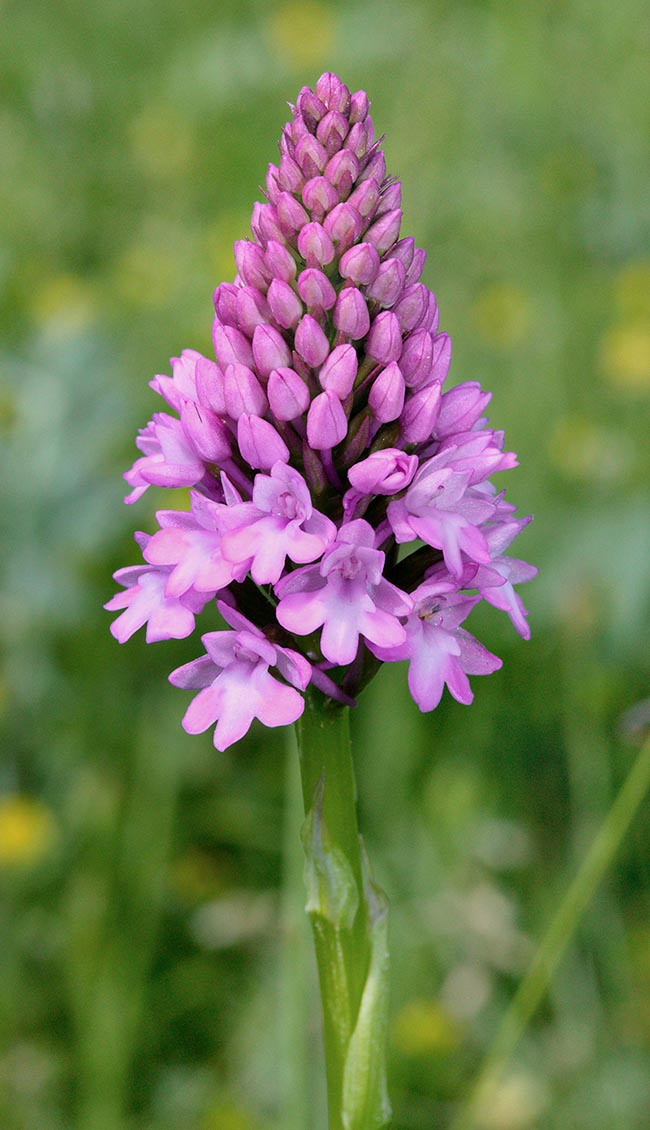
[1,1,650,1127]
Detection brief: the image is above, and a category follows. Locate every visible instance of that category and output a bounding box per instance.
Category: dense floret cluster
[106,73,536,750]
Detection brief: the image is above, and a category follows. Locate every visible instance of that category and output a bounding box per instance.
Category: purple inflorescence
[106,73,536,750]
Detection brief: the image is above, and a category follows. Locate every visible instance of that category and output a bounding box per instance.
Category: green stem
[450,733,650,1130]
[295,688,391,1130]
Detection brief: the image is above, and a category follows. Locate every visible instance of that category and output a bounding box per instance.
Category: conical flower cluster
[106,73,536,751]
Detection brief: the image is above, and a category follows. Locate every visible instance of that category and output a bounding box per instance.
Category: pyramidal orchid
[106,73,536,1130]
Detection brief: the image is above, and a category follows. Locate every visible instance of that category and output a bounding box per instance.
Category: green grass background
[1,1,650,1127]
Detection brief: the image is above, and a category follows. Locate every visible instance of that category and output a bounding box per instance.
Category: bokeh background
[1,1,650,1127]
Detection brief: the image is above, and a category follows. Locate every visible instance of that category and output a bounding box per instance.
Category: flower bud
[366,258,406,307]
[346,120,371,160]
[324,149,359,198]
[368,360,405,422]
[399,382,442,443]
[297,268,336,310]
[365,208,402,254]
[296,87,326,131]
[349,89,369,124]
[295,313,330,368]
[347,449,417,495]
[406,247,427,286]
[277,191,310,237]
[315,73,351,115]
[267,366,311,420]
[297,222,335,267]
[295,133,328,178]
[267,278,303,329]
[302,176,339,221]
[213,324,254,368]
[278,153,304,193]
[195,358,226,415]
[400,328,433,388]
[347,177,380,220]
[251,202,284,245]
[365,310,402,364]
[235,287,271,336]
[339,242,380,286]
[427,332,452,386]
[324,203,362,252]
[376,182,402,216]
[316,109,348,155]
[252,323,292,377]
[223,363,268,418]
[435,381,491,437]
[264,240,297,283]
[233,241,270,290]
[181,401,231,463]
[319,344,358,397]
[393,283,429,332]
[357,149,386,185]
[307,389,348,449]
[333,287,370,339]
[237,413,289,469]
[213,282,238,326]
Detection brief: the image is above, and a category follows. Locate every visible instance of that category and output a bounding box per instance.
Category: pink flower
[275,519,412,665]
[169,603,311,751]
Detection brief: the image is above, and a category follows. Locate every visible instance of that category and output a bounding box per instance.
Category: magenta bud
[348,448,418,495]
[297,87,327,131]
[324,149,360,199]
[213,324,254,368]
[195,357,226,415]
[357,149,386,185]
[346,120,371,160]
[315,73,351,116]
[406,247,427,286]
[368,360,405,422]
[267,278,303,329]
[347,177,380,220]
[333,286,370,339]
[316,109,348,155]
[267,366,310,421]
[236,287,272,336]
[278,153,304,193]
[436,382,491,436]
[339,242,380,286]
[364,208,402,254]
[295,313,330,368]
[349,89,369,124]
[400,382,442,444]
[252,323,291,377]
[181,400,231,464]
[297,268,336,310]
[376,182,402,216]
[367,258,406,307]
[364,310,402,364]
[323,203,362,252]
[399,328,434,388]
[424,290,440,333]
[319,343,358,397]
[223,363,268,419]
[297,221,335,267]
[237,413,290,470]
[428,332,452,385]
[295,133,328,178]
[264,240,297,283]
[265,164,280,205]
[213,283,239,326]
[307,389,348,449]
[387,237,414,271]
[277,191,310,237]
[302,175,339,221]
[251,202,284,246]
[233,241,270,290]
[393,283,429,332]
